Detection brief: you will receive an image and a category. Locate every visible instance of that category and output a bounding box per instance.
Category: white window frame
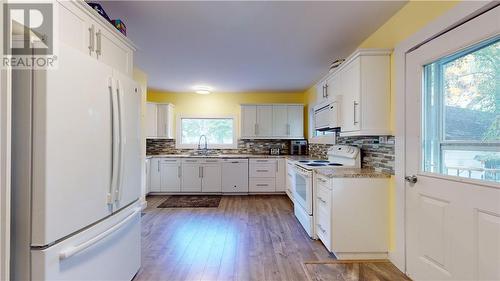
[175,115,238,149]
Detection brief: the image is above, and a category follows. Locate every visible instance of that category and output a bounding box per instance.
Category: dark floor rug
[157,195,222,208]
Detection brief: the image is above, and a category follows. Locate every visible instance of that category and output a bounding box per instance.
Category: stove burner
[306,163,327,167]
[313,160,329,163]
[328,163,343,166]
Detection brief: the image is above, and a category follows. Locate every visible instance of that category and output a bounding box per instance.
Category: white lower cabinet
[249,159,278,192]
[201,160,222,192]
[285,160,295,201]
[181,159,202,192]
[149,158,181,193]
[314,172,389,260]
[145,159,151,193]
[275,159,286,192]
[150,158,161,192]
[148,157,287,194]
[160,159,181,192]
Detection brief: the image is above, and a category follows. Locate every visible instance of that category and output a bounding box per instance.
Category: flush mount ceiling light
[193,85,213,95]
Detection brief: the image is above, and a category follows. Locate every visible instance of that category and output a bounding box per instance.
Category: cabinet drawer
[316,183,331,213]
[202,159,221,164]
[315,174,332,187]
[249,164,276,178]
[182,158,201,164]
[249,178,276,192]
[159,158,180,164]
[316,207,331,250]
[250,159,277,164]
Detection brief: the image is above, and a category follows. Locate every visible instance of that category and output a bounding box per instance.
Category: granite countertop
[146,154,312,160]
[314,167,391,179]
[146,154,292,159]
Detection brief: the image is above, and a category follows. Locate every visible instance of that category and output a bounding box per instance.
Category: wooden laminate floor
[134,195,409,281]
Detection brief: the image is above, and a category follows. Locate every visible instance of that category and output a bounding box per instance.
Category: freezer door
[30,43,114,246]
[113,71,141,210]
[31,205,141,280]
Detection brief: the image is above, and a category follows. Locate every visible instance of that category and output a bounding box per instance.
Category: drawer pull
[317,177,328,183]
[317,196,327,204]
[256,170,269,172]
[256,160,268,162]
[256,184,269,187]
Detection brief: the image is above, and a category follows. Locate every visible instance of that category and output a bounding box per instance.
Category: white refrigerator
[11,42,142,280]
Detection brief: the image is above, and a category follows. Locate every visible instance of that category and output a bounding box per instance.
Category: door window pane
[422,37,499,183]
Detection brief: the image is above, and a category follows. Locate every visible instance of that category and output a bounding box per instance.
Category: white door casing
[405,6,500,280]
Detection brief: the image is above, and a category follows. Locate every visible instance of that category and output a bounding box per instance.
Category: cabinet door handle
[178,166,181,178]
[95,29,102,58]
[317,196,327,204]
[157,160,160,172]
[201,166,204,178]
[353,101,359,125]
[88,25,95,54]
[276,162,278,172]
[324,84,328,98]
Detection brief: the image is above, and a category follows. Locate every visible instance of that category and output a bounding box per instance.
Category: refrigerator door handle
[108,77,119,205]
[59,208,140,260]
[115,79,125,203]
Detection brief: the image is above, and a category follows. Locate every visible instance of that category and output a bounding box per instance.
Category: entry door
[405,7,499,280]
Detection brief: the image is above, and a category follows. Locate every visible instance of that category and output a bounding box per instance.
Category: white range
[292,145,361,237]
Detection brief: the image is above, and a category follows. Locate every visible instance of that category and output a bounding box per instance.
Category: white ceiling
[98,1,406,92]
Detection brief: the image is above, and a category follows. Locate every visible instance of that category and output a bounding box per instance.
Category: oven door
[293,165,313,215]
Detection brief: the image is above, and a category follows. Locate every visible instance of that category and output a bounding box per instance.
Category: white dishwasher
[222,159,249,193]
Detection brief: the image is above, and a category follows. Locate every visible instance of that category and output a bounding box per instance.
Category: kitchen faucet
[198,135,208,154]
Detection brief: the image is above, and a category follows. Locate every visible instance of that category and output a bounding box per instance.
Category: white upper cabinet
[287,105,304,138]
[157,104,174,138]
[313,49,391,136]
[57,0,135,76]
[273,105,288,137]
[241,105,257,138]
[145,103,174,139]
[256,105,273,137]
[340,58,361,132]
[241,104,304,139]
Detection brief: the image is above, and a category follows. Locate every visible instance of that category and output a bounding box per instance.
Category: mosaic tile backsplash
[147,135,395,175]
[309,136,395,175]
[147,139,291,155]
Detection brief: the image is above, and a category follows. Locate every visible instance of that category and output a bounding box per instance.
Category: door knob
[405,175,418,184]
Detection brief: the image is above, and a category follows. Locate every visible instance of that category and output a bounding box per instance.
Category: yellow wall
[147,89,309,137]
[356,0,460,251]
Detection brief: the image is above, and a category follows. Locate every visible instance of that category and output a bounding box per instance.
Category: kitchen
[1,1,499,281]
